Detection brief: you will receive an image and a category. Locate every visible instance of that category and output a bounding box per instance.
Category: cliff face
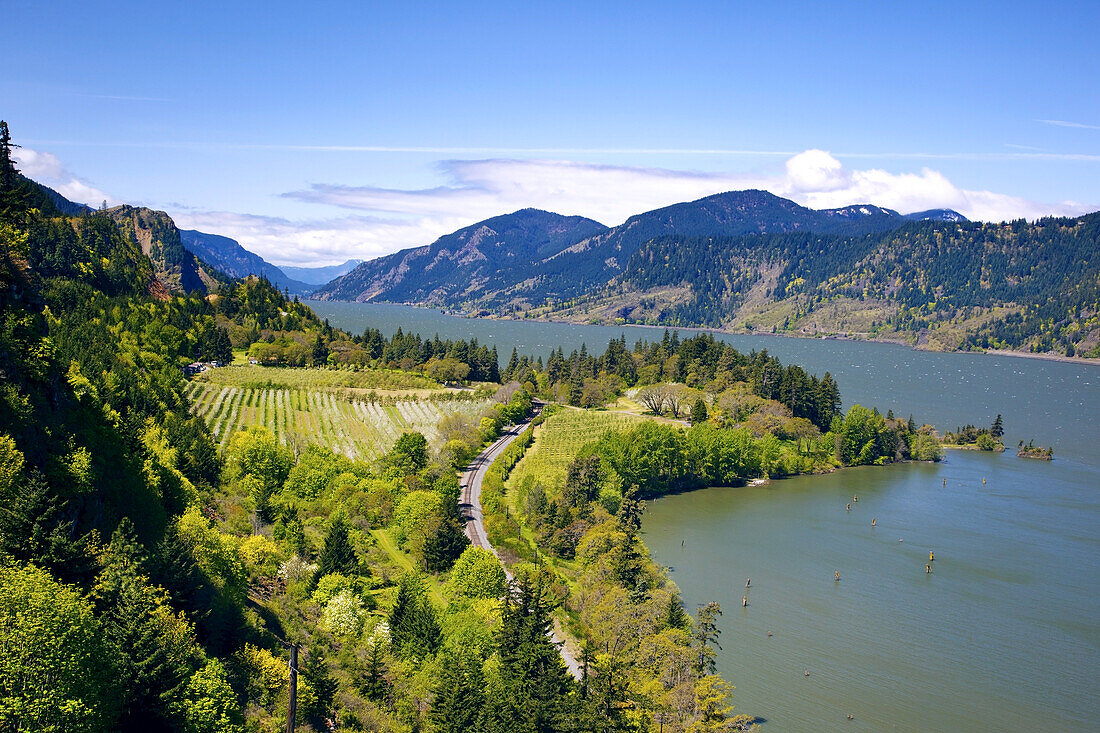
[109,206,213,294]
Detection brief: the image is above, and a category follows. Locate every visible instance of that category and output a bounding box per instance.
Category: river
[309,300,1099,731]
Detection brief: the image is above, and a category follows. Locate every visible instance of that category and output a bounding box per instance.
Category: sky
[4,1,1099,267]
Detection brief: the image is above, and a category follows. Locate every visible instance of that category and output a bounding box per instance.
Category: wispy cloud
[22,138,1100,162]
[72,92,173,102]
[168,210,468,267]
[224,151,1091,264]
[1038,119,1100,131]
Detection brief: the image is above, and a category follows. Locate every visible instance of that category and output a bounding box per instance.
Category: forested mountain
[551,215,1099,357]
[315,208,608,304]
[180,228,313,294]
[317,190,965,310]
[535,191,951,299]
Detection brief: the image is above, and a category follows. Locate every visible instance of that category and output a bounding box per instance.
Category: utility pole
[286,642,298,733]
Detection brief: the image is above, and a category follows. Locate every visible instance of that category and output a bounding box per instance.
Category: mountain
[314,208,608,304]
[279,258,362,286]
[903,208,967,222]
[545,213,1100,357]
[107,206,226,295]
[317,190,967,308]
[179,229,313,294]
[35,181,94,216]
[179,232,361,293]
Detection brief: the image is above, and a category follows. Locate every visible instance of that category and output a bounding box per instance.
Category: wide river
[310,301,1099,731]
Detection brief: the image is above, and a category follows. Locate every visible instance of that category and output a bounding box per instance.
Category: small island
[1017,439,1054,460]
[942,416,1006,452]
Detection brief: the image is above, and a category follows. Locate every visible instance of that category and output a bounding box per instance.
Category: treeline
[504,332,841,431]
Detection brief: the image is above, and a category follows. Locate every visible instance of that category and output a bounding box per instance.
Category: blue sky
[4,1,1099,265]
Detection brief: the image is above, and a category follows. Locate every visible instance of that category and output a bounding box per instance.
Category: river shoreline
[314,300,1098,367]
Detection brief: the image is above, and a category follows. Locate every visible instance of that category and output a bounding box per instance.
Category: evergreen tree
[388,572,441,658]
[692,602,723,676]
[428,649,485,733]
[360,638,389,703]
[690,397,709,425]
[317,513,358,578]
[482,575,575,733]
[991,414,1004,440]
[302,645,338,721]
[664,593,688,630]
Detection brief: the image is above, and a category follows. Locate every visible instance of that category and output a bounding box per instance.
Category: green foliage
[692,602,723,676]
[173,659,244,733]
[450,546,507,599]
[0,561,115,733]
[482,575,576,733]
[222,426,293,520]
[388,431,429,475]
[428,648,486,733]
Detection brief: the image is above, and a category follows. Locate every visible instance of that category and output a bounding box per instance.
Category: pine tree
[388,572,441,658]
[316,513,357,579]
[428,649,485,732]
[302,645,338,721]
[483,575,575,733]
[690,398,709,426]
[664,593,688,629]
[991,414,1004,440]
[359,638,389,703]
[692,602,723,676]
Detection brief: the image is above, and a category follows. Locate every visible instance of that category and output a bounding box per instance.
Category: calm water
[310,301,1100,731]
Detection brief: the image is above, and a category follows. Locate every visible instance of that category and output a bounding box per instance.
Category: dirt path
[459,405,582,680]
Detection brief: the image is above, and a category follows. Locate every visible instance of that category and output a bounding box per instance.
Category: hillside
[108,206,228,294]
[542,215,1100,357]
[180,228,313,294]
[315,208,608,304]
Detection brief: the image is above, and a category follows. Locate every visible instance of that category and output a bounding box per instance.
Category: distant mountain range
[178,229,314,294]
[314,190,966,305]
[178,231,360,295]
[32,178,1099,357]
[315,208,607,305]
[279,259,362,286]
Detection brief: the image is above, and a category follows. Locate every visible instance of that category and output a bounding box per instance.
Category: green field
[184,381,493,460]
[508,408,648,491]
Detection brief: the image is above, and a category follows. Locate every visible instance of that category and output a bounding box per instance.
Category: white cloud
[274,151,1090,263]
[169,210,469,268]
[13,147,117,207]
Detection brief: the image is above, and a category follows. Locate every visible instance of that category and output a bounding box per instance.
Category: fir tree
[428,649,485,732]
[316,513,357,579]
[388,572,441,658]
[690,397,709,425]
